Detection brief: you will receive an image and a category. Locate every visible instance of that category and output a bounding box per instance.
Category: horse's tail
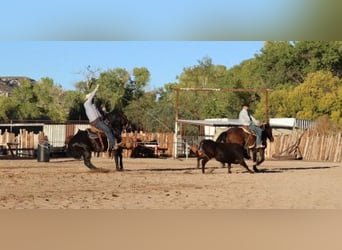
[66,130,90,159]
[66,141,83,159]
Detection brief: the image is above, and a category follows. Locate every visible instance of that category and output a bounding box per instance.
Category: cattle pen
[0,122,341,163]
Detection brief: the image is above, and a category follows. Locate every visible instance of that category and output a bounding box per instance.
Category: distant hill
[0,77,36,97]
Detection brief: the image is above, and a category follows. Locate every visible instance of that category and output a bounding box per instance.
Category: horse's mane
[103,109,129,133]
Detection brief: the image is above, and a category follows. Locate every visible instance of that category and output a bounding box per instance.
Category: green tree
[79,67,151,111]
[292,71,342,122]
[0,96,16,120]
[255,86,293,120]
[176,57,237,119]
[254,41,342,89]
[124,91,154,130]
[33,78,67,121]
[254,41,301,88]
[0,78,69,122]
[294,41,342,78]
[64,90,86,121]
[71,67,151,127]
[257,71,342,125]
[5,79,39,120]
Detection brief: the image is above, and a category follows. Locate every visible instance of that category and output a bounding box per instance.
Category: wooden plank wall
[121,132,174,157]
[0,129,43,148]
[266,131,342,162]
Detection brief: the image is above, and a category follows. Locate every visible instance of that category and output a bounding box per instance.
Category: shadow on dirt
[124,167,201,172]
[257,165,339,173]
[125,165,339,174]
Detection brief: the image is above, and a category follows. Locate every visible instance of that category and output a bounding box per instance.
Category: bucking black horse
[67,110,129,171]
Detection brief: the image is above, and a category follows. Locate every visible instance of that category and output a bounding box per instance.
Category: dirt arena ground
[0,156,342,209]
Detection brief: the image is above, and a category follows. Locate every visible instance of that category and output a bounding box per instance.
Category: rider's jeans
[94,120,115,148]
[249,123,262,146]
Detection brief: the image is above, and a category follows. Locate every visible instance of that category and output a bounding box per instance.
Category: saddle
[87,127,102,138]
[87,126,106,151]
[239,126,256,149]
[239,125,256,136]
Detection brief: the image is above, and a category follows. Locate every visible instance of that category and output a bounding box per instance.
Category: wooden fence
[266,131,342,162]
[0,129,175,159]
[0,129,45,149]
[0,128,341,162]
[121,132,174,157]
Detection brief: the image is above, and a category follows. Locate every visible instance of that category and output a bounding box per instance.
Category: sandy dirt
[0,156,342,209]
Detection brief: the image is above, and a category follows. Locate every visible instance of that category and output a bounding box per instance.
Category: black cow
[197,139,253,174]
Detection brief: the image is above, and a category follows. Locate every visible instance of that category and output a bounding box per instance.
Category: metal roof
[178,118,314,129]
[177,119,241,127]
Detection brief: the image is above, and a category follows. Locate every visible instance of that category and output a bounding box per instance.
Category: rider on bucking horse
[83,84,117,152]
[238,103,265,149]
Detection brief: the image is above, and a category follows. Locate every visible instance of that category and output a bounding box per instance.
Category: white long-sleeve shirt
[83,88,102,123]
[239,108,259,126]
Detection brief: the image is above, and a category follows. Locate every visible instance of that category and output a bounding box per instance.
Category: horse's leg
[201,158,209,174]
[72,143,97,170]
[256,148,265,165]
[113,151,118,170]
[115,149,123,171]
[118,150,123,171]
[83,149,97,170]
[243,147,251,159]
[113,149,123,171]
[227,163,232,174]
[252,149,260,172]
[113,150,120,171]
[240,159,253,174]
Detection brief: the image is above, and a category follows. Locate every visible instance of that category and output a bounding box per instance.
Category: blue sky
[1,0,308,40]
[0,1,333,91]
[0,41,264,90]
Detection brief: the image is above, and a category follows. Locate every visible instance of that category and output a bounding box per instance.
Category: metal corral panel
[43,124,91,147]
[43,124,66,147]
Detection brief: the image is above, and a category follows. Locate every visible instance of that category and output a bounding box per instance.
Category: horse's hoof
[253,167,260,173]
[86,164,97,170]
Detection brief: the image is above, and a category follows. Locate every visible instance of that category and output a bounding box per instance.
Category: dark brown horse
[216,123,274,172]
[67,110,129,171]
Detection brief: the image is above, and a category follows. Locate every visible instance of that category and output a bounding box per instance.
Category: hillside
[0,77,35,96]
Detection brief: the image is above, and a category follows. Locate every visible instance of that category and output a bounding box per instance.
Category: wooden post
[265,90,269,122]
[173,88,180,158]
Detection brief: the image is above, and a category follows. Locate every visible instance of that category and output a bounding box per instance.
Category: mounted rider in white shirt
[238,103,264,148]
[83,84,116,151]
